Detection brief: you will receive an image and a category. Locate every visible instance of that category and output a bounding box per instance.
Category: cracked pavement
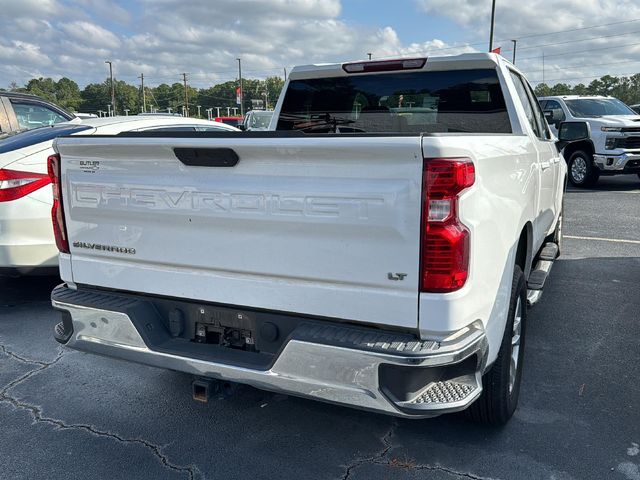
[1,176,639,479]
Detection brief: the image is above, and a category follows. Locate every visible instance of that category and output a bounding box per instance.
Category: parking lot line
[565,235,640,245]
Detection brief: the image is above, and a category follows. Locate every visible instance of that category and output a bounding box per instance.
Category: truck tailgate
[55,135,423,329]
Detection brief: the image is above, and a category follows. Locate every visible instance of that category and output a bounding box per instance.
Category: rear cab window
[277,69,511,134]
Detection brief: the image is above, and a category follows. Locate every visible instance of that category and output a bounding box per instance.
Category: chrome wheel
[509,296,523,394]
[570,156,587,184]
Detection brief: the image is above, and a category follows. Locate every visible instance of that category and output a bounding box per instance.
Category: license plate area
[193,306,256,352]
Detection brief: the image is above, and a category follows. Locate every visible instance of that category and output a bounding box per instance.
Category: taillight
[421,158,475,293]
[0,168,51,202]
[47,154,69,253]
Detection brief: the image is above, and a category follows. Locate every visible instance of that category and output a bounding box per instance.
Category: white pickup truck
[539,95,640,186]
[50,53,581,424]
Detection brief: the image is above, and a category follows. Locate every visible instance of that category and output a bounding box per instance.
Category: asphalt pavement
[1,175,639,480]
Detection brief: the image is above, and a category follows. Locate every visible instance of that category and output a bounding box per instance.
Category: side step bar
[526,242,558,307]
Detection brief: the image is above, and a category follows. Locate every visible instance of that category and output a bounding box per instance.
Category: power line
[499,28,640,54]
[530,71,640,84]
[517,40,640,61]
[424,18,640,55]
[523,58,640,75]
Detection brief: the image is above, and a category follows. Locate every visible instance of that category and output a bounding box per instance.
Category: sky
[1,0,640,90]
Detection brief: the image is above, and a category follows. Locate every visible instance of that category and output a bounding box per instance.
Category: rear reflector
[342,57,427,73]
[0,168,50,202]
[421,158,475,293]
[47,154,69,253]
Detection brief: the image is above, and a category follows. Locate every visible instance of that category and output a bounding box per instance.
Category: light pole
[216,107,221,117]
[124,109,129,116]
[488,0,496,52]
[226,107,230,116]
[107,104,112,117]
[197,105,201,118]
[511,39,517,64]
[236,58,243,117]
[367,53,372,60]
[105,60,116,115]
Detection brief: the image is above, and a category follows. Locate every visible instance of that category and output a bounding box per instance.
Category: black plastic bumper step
[539,242,559,261]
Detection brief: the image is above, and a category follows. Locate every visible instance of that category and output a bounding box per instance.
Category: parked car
[0,92,75,137]
[242,110,274,131]
[0,116,239,275]
[214,116,243,127]
[51,53,582,424]
[539,95,640,186]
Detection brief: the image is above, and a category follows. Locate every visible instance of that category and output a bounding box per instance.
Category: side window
[509,71,540,138]
[544,100,566,121]
[10,101,68,131]
[524,82,552,140]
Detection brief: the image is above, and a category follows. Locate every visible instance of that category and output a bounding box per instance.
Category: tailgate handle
[173,148,239,167]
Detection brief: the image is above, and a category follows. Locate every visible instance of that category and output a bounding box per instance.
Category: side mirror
[556,121,590,151]
[237,124,246,131]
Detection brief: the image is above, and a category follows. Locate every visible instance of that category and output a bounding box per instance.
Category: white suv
[539,95,640,186]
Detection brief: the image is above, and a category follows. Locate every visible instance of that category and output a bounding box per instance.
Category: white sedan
[0,116,239,275]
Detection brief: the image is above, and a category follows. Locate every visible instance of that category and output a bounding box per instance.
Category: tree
[80,81,110,114]
[534,83,551,97]
[54,77,81,111]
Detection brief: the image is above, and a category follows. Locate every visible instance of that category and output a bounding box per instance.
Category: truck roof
[289,53,508,80]
[538,95,613,100]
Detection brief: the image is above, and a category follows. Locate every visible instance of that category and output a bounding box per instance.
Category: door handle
[540,161,552,170]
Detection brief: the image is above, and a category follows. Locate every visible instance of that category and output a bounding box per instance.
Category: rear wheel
[567,150,598,187]
[466,265,526,425]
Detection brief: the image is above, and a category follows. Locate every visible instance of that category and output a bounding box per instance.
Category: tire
[567,150,599,187]
[466,265,527,425]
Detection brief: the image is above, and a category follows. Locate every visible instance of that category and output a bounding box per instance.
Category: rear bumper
[52,284,488,418]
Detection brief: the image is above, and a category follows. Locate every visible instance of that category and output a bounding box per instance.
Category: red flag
[491,47,501,54]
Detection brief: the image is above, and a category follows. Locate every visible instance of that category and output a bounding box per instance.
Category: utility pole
[283,67,287,82]
[105,60,115,115]
[138,73,146,113]
[488,0,496,52]
[182,73,189,117]
[367,53,372,60]
[236,58,243,117]
[511,40,517,64]
[542,50,545,84]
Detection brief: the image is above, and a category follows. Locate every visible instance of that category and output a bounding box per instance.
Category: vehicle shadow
[0,274,60,307]
[567,174,640,192]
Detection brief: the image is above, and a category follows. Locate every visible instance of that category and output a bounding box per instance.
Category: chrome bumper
[593,152,640,171]
[52,287,488,418]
